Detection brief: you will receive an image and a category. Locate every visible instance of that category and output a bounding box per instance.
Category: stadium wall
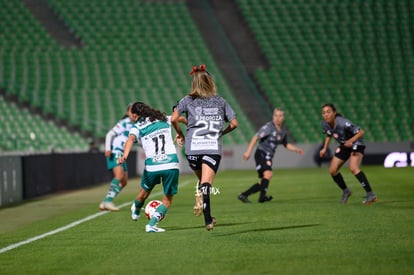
[0,156,23,207]
[0,152,137,206]
[135,141,414,175]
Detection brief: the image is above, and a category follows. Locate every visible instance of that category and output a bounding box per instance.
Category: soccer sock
[104,179,122,201]
[332,173,347,190]
[259,179,270,201]
[201,182,212,225]
[134,199,144,215]
[355,171,373,193]
[149,204,168,226]
[242,183,261,196]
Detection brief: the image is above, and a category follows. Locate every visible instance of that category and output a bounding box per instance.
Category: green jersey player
[99,104,137,211]
[119,102,179,233]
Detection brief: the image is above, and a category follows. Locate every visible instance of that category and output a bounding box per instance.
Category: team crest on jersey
[336,147,341,153]
[277,135,281,141]
[333,133,339,139]
[266,160,272,166]
[195,107,203,116]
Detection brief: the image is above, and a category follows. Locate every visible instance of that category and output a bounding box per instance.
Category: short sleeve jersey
[175,95,236,155]
[321,116,365,146]
[256,122,288,159]
[129,116,179,172]
[110,117,135,156]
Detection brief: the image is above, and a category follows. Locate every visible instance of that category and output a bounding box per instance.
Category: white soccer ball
[144,200,163,220]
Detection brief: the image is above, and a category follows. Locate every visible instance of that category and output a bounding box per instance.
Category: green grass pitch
[0,166,413,274]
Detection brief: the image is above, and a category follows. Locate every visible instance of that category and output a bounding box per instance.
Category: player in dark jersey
[172,64,238,231]
[238,108,303,203]
[319,103,378,205]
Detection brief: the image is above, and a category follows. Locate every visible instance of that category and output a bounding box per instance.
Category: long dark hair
[131,102,167,122]
[322,103,342,117]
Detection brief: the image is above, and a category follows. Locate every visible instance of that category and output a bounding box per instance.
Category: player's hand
[319,148,326,158]
[344,140,353,148]
[104,150,111,157]
[174,134,184,147]
[117,156,126,164]
[243,152,250,161]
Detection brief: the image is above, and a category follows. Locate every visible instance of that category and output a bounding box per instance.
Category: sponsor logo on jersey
[202,155,216,166]
[203,107,219,115]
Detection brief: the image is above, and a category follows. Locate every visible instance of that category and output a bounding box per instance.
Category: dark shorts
[254,150,272,178]
[186,154,222,174]
[334,145,365,161]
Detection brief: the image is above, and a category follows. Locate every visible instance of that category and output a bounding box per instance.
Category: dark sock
[242,183,261,196]
[200,182,212,225]
[259,179,270,201]
[355,171,373,192]
[332,173,347,190]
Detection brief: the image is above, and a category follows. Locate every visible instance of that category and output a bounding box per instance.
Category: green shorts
[106,154,128,172]
[141,169,179,196]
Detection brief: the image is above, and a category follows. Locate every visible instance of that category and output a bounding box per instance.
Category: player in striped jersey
[119,102,179,233]
[99,103,137,212]
[319,103,378,205]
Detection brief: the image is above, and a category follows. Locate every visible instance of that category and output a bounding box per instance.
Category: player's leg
[199,155,221,230]
[349,152,377,205]
[238,151,266,203]
[146,169,178,233]
[131,170,154,220]
[329,151,351,204]
[258,170,273,203]
[100,165,126,211]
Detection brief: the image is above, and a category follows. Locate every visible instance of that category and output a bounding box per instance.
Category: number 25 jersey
[175,95,236,156]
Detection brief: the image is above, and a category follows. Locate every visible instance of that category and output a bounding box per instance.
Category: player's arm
[178,116,187,125]
[221,118,238,136]
[171,108,185,145]
[243,134,258,161]
[118,135,136,164]
[319,135,331,158]
[344,128,364,147]
[104,130,116,157]
[286,143,304,155]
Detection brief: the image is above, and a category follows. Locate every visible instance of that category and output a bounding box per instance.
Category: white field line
[0,179,193,254]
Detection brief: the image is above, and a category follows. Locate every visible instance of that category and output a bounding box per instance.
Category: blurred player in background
[238,108,303,203]
[172,64,238,231]
[118,102,180,233]
[319,103,378,205]
[99,103,137,211]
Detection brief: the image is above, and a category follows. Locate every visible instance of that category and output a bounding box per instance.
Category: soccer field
[0,166,413,274]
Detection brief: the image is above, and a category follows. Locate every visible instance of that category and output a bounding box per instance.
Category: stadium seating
[1,0,412,152]
[0,0,255,152]
[236,0,413,142]
[0,95,88,152]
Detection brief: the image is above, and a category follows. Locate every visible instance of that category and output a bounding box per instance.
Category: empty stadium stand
[0,0,412,153]
[236,0,413,142]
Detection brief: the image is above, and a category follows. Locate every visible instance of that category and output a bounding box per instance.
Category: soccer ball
[144,200,163,220]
